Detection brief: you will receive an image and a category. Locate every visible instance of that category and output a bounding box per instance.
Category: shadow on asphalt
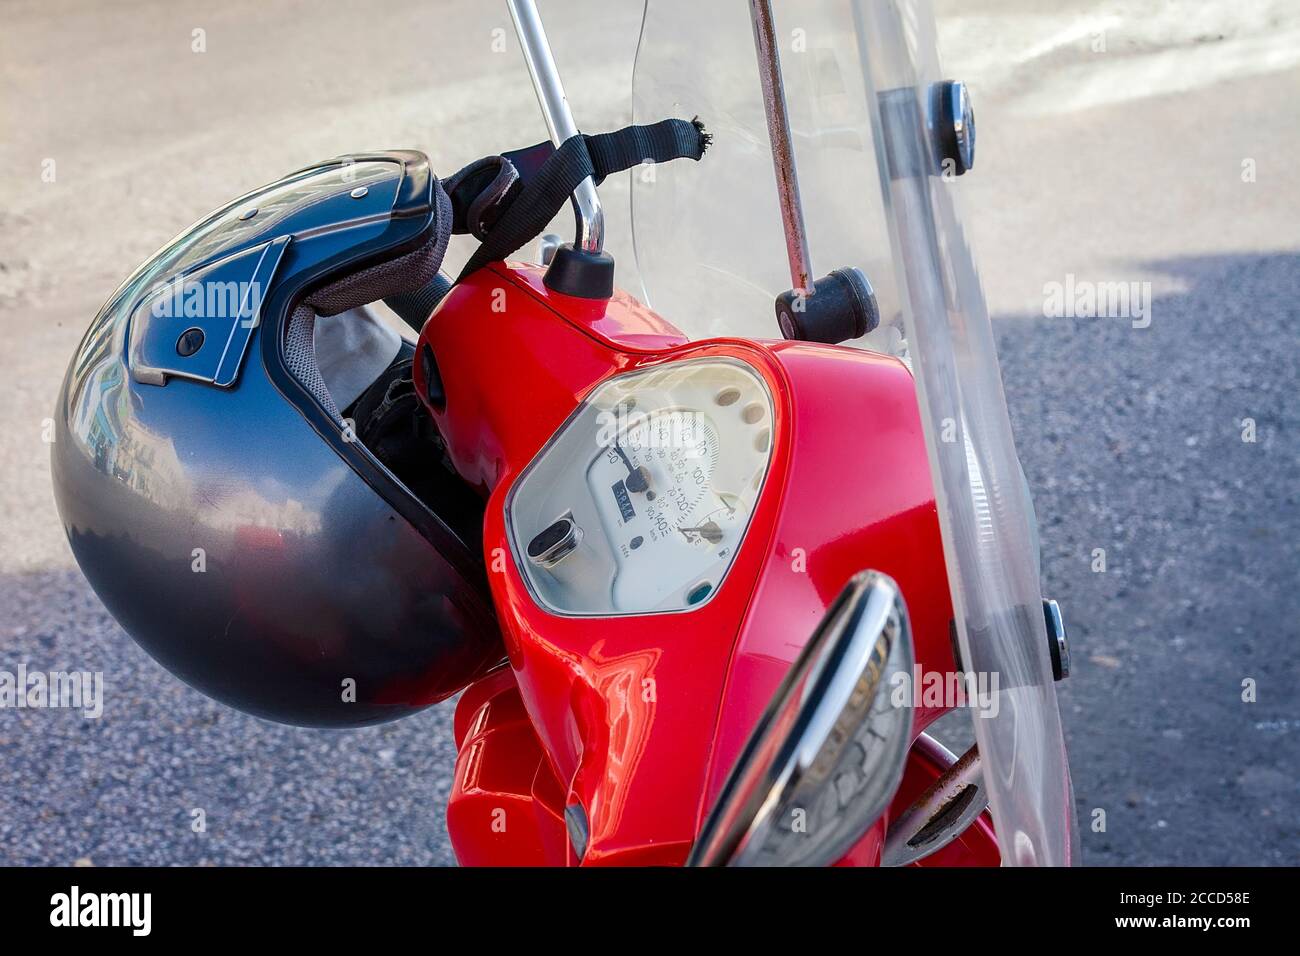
[998,251,1300,865]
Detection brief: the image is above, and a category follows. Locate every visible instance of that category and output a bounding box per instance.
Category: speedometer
[588,408,717,544]
[506,359,774,616]
[592,407,718,520]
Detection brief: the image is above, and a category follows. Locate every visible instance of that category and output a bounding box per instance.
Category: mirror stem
[749,0,813,295]
[507,0,605,254]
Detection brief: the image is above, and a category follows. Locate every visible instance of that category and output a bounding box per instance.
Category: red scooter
[421,0,1075,866]
[53,0,1075,868]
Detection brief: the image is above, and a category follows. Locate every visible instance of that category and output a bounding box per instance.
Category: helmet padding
[284,187,452,422]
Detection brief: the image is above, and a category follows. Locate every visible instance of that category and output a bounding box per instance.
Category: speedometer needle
[678,522,723,545]
[613,443,652,495]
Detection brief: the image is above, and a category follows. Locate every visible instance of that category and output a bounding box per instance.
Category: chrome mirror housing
[690,570,915,866]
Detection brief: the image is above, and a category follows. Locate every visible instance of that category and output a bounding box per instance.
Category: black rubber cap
[775,267,880,344]
[544,244,615,300]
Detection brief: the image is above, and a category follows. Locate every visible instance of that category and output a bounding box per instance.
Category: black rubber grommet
[774,267,880,344]
[543,244,615,300]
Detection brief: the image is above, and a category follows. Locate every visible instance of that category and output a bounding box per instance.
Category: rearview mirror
[689,570,915,866]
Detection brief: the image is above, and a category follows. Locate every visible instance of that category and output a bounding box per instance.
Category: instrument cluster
[506,358,775,615]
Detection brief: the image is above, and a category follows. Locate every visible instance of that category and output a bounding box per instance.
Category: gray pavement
[1,0,1296,866]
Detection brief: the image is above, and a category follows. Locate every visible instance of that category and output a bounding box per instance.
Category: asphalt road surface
[1,0,1297,866]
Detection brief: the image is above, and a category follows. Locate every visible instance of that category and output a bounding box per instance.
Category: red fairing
[420,263,981,866]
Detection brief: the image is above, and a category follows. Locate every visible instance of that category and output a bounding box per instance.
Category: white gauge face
[507,359,774,616]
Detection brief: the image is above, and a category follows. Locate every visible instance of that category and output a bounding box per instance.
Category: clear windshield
[633,0,1077,865]
[632,1,907,358]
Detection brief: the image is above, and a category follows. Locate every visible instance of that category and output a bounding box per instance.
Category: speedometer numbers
[591,408,718,546]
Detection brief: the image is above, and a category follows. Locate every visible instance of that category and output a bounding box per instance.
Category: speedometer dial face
[507,359,775,616]
[590,408,717,525]
[587,409,736,610]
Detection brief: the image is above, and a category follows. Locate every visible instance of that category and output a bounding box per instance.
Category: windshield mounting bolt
[1043,599,1070,681]
[932,79,975,176]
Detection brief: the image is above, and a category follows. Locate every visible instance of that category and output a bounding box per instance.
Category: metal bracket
[749,0,813,295]
[882,738,989,866]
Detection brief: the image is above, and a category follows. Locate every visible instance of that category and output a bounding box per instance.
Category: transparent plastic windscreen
[633,0,1077,865]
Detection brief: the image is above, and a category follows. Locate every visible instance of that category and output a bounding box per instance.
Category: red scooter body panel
[698,341,956,816]
[447,667,571,866]
[424,263,974,866]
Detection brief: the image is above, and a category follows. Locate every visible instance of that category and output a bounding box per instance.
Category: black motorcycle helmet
[51,151,504,727]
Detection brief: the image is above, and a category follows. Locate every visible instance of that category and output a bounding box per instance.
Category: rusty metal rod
[749,0,814,295]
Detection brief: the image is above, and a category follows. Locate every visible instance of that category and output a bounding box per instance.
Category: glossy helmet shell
[51,151,502,727]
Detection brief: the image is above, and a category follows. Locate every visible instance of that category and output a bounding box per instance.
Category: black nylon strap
[584,119,708,187]
[456,117,709,283]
